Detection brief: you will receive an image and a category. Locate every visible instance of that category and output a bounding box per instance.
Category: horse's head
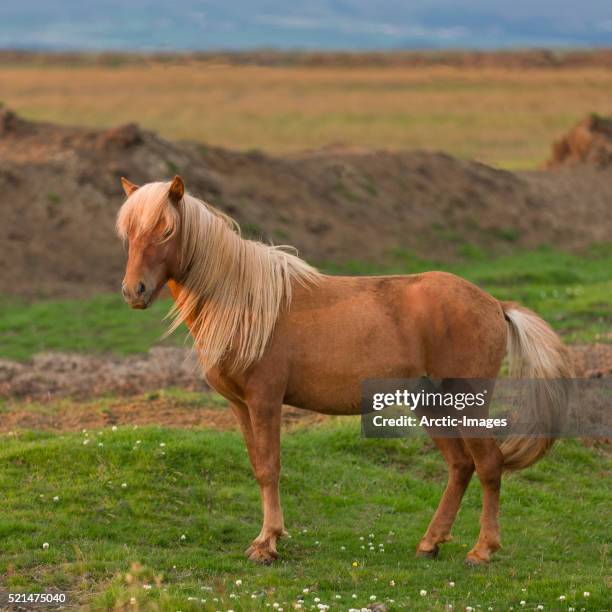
[116,176,184,309]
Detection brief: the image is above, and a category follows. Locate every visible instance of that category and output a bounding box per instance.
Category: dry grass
[2,62,612,168]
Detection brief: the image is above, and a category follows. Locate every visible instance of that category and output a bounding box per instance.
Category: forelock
[116,181,179,241]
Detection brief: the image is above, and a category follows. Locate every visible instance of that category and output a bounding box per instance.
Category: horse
[116,175,573,566]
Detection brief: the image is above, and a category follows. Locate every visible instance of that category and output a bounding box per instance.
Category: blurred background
[1,0,610,391]
[0,2,611,608]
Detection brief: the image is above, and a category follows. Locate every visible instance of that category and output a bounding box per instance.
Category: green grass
[0,294,187,361]
[0,247,609,361]
[0,422,609,610]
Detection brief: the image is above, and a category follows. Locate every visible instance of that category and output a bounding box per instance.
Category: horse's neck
[167,279,197,330]
[166,277,241,379]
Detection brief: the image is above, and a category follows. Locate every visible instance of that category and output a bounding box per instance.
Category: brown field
[2,60,612,168]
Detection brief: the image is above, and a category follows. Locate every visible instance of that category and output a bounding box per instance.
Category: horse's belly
[284,340,424,415]
[284,384,362,415]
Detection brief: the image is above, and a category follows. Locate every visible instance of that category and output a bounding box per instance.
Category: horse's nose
[121,281,146,301]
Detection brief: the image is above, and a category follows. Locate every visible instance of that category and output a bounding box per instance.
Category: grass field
[2,61,612,169]
[1,247,609,361]
[1,52,610,612]
[1,421,609,610]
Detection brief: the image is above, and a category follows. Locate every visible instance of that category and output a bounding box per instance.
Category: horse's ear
[168,175,185,206]
[121,177,139,197]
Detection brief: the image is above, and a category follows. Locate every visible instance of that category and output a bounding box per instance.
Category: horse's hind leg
[460,435,504,565]
[416,437,475,558]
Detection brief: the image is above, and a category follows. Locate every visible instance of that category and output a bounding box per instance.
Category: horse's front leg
[238,399,286,564]
[231,402,258,472]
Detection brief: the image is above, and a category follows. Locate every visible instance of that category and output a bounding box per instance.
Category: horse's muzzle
[122,281,151,309]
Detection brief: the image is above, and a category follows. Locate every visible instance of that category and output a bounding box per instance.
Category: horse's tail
[499,301,574,472]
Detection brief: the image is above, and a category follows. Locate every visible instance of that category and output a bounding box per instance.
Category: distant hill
[1,0,611,51]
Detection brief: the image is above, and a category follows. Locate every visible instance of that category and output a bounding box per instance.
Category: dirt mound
[545,114,612,168]
[0,343,609,437]
[1,345,609,402]
[0,393,326,433]
[0,348,207,399]
[570,343,612,378]
[1,108,611,298]
[1,343,608,434]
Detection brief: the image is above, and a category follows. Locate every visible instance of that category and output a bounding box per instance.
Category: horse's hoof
[245,543,278,565]
[415,544,439,559]
[464,551,489,566]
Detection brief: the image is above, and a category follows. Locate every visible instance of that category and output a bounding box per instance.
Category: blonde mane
[116,181,320,372]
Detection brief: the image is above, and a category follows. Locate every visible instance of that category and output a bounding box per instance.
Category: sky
[0,1,611,51]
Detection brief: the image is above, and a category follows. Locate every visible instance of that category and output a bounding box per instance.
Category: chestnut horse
[117,176,572,565]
